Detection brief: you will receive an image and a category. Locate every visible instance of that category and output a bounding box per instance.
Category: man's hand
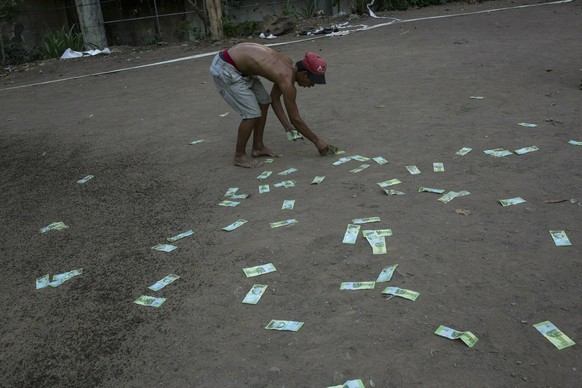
[315,139,337,156]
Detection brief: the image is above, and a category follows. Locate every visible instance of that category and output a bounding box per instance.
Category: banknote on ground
[372,156,389,165]
[382,286,420,301]
[257,171,272,180]
[229,193,249,200]
[469,96,484,99]
[515,146,539,155]
[224,187,239,197]
[39,221,69,233]
[37,269,83,289]
[533,321,575,350]
[549,230,572,246]
[568,140,582,146]
[340,281,375,290]
[349,155,370,162]
[434,325,478,348]
[419,187,445,194]
[223,219,247,231]
[259,184,270,193]
[352,217,380,224]
[406,165,421,175]
[243,263,276,277]
[326,379,365,388]
[219,200,240,207]
[273,180,296,188]
[311,176,325,184]
[349,164,370,173]
[456,147,472,156]
[438,191,470,204]
[282,200,295,210]
[362,231,386,254]
[384,189,405,195]
[433,162,444,172]
[484,148,513,157]
[152,244,177,252]
[167,230,194,242]
[364,229,393,237]
[242,284,268,304]
[499,197,526,206]
[148,274,180,291]
[134,295,166,307]
[270,219,298,228]
[518,122,537,127]
[77,175,94,184]
[264,158,274,163]
[286,129,303,140]
[219,112,229,117]
[342,224,360,244]
[189,139,205,145]
[278,167,298,176]
[265,320,304,331]
[377,179,401,189]
[376,264,398,282]
[333,157,351,166]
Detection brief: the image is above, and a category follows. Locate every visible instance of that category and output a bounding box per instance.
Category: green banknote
[499,197,526,206]
[362,231,386,254]
[36,274,50,289]
[264,158,274,163]
[469,96,484,99]
[434,325,478,348]
[219,112,230,117]
[259,184,270,193]
[377,179,401,188]
[533,321,575,350]
[282,200,295,210]
[349,164,370,173]
[311,176,325,184]
[49,269,83,287]
[382,286,420,301]
[406,165,421,175]
[256,171,273,180]
[152,244,177,252]
[222,219,248,231]
[134,295,166,307]
[342,224,360,244]
[518,122,537,128]
[364,229,393,237]
[265,320,304,331]
[491,149,513,157]
[242,284,268,304]
[224,187,239,197]
[568,140,582,146]
[39,221,69,233]
[438,191,470,204]
[376,264,398,282]
[270,219,298,228]
[515,146,539,155]
[77,175,94,184]
[286,129,303,141]
[456,147,472,156]
[340,281,376,290]
[148,274,180,291]
[349,155,370,162]
[167,230,194,242]
[372,156,389,165]
[352,217,381,224]
[384,189,405,195]
[219,200,240,207]
[549,230,572,246]
[273,180,296,188]
[326,380,365,388]
[332,157,351,166]
[243,263,276,277]
[278,167,298,176]
[433,162,445,172]
[189,139,204,145]
[419,187,445,194]
[229,193,249,200]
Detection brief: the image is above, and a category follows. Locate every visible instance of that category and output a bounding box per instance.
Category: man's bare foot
[251,146,282,158]
[234,155,264,168]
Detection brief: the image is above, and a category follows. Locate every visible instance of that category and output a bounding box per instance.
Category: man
[209,42,333,168]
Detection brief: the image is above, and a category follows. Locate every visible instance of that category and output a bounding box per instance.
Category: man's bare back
[228,43,295,88]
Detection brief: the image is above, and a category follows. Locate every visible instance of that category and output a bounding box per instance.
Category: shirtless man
[209,42,333,168]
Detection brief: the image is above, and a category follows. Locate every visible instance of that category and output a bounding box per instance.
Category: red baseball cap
[301,52,327,84]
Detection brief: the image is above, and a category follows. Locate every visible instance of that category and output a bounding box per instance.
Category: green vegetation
[40,25,85,59]
[222,15,259,37]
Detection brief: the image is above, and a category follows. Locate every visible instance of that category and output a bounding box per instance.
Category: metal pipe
[152,0,161,37]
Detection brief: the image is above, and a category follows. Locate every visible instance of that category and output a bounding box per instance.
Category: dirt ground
[1,0,581,386]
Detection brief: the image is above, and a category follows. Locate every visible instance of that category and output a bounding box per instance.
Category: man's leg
[251,103,281,158]
[234,118,263,168]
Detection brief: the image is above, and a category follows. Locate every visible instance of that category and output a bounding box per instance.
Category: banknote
[349,155,370,162]
[167,230,194,242]
[189,139,205,145]
[434,325,478,348]
[549,230,572,246]
[418,187,445,194]
[36,274,50,289]
[364,229,393,237]
[372,156,389,165]
[320,144,340,156]
[242,284,268,304]
[219,200,240,207]
[39,221,69,233]
[568,140,582,146]
[311,176,325,184]
[352,217,381,224]
[499,197,526,206]
[77,175,94,184]
[362,232,386,254]
[376,264,398,282]
[382,286,420,301]
[518,122,537,128]
[384,189,405,195]
[225,188,239,196]
[438,191,470,204]
[484,148,512,157]
[134,295,166,307]
[406,165,421,175]
[264,159,274,163]
[219,112,229,117]
[483,148,503,155]
[286,130,303,141]
[278,167,298,176]
[342,224,360,244]
[340,281,376,290]
[222,219,248,231]
[456,147,472,156]
[469,96,484,99]
[270,219,298,228]
[349,164,370,173]
[50,269,83,287]
[335,150,346,155]
[152,244,177,252]
[273,180,296,188]
[433,162,444,172]
[332,157,351,166]
[243,263,276,277]
[533,321,575,350]
[148,274,180,291]
[514,146,539,155]
[256,171,272,180]
[259,184,270,193]
[343,380,365,388]
[229,193,249,200]
[377,179,402,188]
[265,320,304,331]
[282,200,295,210]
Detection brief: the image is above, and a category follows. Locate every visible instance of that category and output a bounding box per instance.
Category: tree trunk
[74,0,107,49]
[205,0,224,40]
[185,0,210,36]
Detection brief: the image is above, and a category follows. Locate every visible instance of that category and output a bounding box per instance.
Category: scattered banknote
[372,156,389,165]
[549,230,572,246]
[568,140,582,146]
[37,269,83,289]
[225,187,239,197]
[311,176,325,184]
[484,148,513,157]
[286,130,303,141]
[518,122,537,128]
[438,191,470,204]
[469,96,484,99]
[148,274,180,291]
[515,146,539,155]
[259,184,270,193]
[364,229,393,237]
[376,264,398,282]
[222,219,248,231]
[243,263,276,277]
[419,187,445,194]
[77,175,94,184]
[189,139,204,145]
[36,274,50,289]
[499,197,526,206]
[257,171,273,180]
[362,231,387,254]
[349,164,370,173]
[152,244,177,252]
[219,112,229,117]
[273,180,296,188]
[456,147,472,156]
[320,144,340,156]
[349,155,370,162]
[219,200,240,207]
[406,165,421,175]
[340,281,376,290]
[282,200,295,210]
[229,194,249,200]
[265,320,304,331]
[382,286,420,301]
[264,159,274,163]
[342,224,361,244]
[167,230,193,242]
[377,179,401,188]
[278,167,298,176]
[332,157,351,166]
[39,221,69,233]
[385,189,405,195]
[352,217,380,224]
[434,325,478,348]
[327,380,365,388]
[134,295,166,307]
[533,321,575,350]
[242,284,268,304]
[270,219,298,228]
[433,162,444,172]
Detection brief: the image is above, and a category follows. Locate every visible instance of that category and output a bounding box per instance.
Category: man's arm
[270,84,294,132]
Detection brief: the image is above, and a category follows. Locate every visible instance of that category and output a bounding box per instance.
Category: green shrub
[40,24,84,59]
